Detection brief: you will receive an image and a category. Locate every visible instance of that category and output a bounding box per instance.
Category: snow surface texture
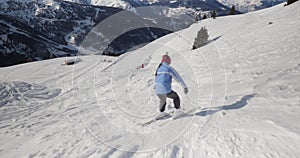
[0,81,61,107]
[0,2,300,157]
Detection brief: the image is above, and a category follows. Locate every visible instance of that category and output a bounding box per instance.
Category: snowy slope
[0,2,300,158]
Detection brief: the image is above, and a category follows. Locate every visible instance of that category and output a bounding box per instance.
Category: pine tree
[229,5,235,15]
[287,0,298,5]
[211,10,216,19]
[194,12,202,22]
[194,13,200,22]
[49,53,56,59]
[192,27,209,50]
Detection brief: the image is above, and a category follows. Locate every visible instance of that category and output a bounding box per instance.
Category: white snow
[147,0,159,5]
[0,2,300,157]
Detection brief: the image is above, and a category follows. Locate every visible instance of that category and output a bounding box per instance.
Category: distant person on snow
[155,53,188,118]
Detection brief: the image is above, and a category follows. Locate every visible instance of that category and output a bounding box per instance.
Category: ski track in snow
[0,2,300,158]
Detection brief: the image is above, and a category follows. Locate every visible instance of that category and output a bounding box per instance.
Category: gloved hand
[184,87,189,94]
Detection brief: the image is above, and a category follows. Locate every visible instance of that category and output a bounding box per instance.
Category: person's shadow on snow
[195,94,256,117]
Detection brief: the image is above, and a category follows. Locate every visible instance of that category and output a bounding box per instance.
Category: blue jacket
[155,62,187,94]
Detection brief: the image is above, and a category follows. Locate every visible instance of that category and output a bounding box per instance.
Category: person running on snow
[155,53,188,118]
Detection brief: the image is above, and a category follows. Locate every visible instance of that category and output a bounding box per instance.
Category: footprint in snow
[0,81,61,107]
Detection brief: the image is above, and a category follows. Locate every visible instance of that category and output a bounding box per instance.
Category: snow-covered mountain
[64,0,231,12]
[0,0,119,66]
[62,0,234,48]
[66,0,285,14]
[0,1,299,157]
[0,0,172,67]
[64,0,147,10]
[0,0,241,67]
[217,0,285,13]
[64,0,234,22]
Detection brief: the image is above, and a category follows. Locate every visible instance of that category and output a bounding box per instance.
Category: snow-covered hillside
[0,2,299,158]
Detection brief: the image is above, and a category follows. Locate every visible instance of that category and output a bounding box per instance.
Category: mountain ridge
[0,0,172,67]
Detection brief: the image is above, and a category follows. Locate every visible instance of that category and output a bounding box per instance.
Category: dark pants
[157,91,180,112]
